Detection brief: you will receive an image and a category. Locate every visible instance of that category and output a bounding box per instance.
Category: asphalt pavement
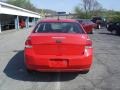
[0,28,120,90]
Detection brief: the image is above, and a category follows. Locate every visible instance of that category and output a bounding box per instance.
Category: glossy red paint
[83,23,96,33]
[77,19,96,34]
[24,19,93,72]
[40,19,78,23]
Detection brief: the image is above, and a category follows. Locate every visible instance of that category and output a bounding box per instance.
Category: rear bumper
[24,48,93,72]
[26,68,90,72]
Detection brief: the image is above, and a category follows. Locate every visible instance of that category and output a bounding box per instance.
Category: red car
[19,20,25,28]
[77,19,96,34]
[24,19,93,73]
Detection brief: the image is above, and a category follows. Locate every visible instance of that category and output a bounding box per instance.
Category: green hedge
[108,15,120,22]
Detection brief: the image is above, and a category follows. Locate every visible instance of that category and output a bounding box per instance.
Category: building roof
[0,2,41,18]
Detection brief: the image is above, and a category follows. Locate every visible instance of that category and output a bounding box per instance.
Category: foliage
[107,11,120,22]
[5,0,57,16]
[6,0,36,11]
[74,6,91,19]
[74,0,102,19]
[100,10,120,22]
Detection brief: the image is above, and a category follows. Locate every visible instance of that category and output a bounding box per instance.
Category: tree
[6,0,36,11]
[82,0,102,14]
[74,0,102,18]
[74,6,90,19]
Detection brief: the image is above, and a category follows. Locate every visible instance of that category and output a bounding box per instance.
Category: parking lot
[0,28,120,90]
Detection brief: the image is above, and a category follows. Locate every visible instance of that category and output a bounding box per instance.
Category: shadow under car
[3,51,86,82]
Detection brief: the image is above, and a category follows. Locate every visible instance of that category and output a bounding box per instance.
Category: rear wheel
[26,68,34,74]
[89,31,93,34]
[89,30,94,34]
[79,70,89,74]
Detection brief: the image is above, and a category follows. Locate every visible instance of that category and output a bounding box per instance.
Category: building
[0,2,41,33]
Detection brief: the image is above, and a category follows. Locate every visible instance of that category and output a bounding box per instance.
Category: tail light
[85,39,92,49]
[25,37,32,48]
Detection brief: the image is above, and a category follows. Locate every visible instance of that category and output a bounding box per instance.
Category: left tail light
[25,37,32,48]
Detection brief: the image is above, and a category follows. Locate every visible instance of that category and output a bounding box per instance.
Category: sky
[31,0,120,12]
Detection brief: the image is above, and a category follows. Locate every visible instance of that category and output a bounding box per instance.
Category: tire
[89,31,93,34]
[80,70,89,74]
[26,68,33,74]
[89,30,94,34]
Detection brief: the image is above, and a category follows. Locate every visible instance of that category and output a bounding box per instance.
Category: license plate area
[49,59,68,68]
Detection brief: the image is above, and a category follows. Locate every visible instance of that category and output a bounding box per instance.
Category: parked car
[91,17,103,29]
[19,20,25,28]
[24,19,93,73]
[77,19,96,34]
[107,22,120,35]
[1,21,15,30]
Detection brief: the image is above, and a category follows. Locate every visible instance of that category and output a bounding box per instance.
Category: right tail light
[85,39,92,49]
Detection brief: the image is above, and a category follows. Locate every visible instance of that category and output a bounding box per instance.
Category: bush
[108,15,120,22]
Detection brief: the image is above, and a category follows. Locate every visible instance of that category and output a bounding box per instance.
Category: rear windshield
[34,22,85,34]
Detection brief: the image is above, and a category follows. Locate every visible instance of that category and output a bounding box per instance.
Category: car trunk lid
[30,33,87,56]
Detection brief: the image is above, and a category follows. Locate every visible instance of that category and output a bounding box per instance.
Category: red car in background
[24,19,93,73]
[19,20,25,28]
[77,19,96,34]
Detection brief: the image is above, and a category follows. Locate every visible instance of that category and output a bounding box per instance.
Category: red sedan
[77,19,96,34]
[24,19,93,73]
